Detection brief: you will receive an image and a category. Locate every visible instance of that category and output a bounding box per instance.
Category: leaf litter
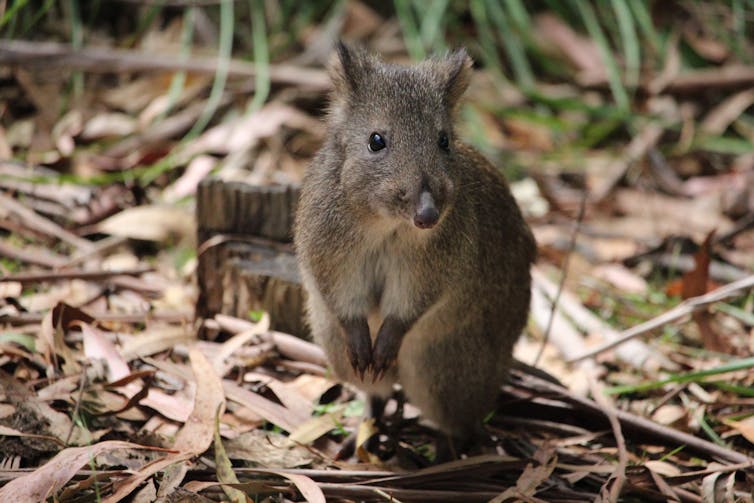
[1,2,754,501]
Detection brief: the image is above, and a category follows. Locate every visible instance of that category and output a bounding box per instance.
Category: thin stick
[567,274,754,363]
[0,310,193,325]
[533,192,587,367]
[0,267,153,284]
[588,376,627,500]
[513,370,752,465]
[0,192,93,253]
[0,40,329,90]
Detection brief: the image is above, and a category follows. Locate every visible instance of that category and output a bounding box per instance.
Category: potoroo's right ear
[328,41,376,95]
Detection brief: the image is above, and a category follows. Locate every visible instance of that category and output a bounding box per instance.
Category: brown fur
[294,43,536,441]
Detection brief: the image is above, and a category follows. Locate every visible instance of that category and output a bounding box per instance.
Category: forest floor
[1,2,754,502]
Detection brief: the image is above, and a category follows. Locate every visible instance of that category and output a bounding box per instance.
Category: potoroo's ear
[436,48,473,110]
[328,41,377,95]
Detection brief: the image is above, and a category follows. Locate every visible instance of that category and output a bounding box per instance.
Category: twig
[0,192,93,253]
[62,236,129,268]
[588,376,627,500]
[0,310,193,325]
[315,483,500,502]
[716,212,754,246]
[513,370,752,465]
[66,370,89,446]
[207,315,327,366]
[533,193,586,367]
[532,268,675,371]
[0,40,330,90]
[567,274,754,363]
[661,64,754,94]
[0,267,153,284]
[585,63,754,95]
[0,239,67,268]
[591,123,664,202]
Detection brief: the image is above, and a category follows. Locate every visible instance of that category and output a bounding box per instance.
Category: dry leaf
[97,205,195,242]
[172,347,226,455]
[491,446,556,502]
[0,441,160,502]
[701,88,754,135]
[724,415,754,445]
[645,460,682,477]
[535,13,604,77]
[162,154,217,203]
[81,112,137,140]
[288,406,345,444]
[592,264,648,294]
[651,404,687,426]
[80,322,130,381]
[213,407,250,503]
[224,380,308,433]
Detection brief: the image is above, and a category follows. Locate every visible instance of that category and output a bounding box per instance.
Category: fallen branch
[0,40,330,90]
[0,267,153,284]
[567,274,754,363]
[0,192,93,253]
[512,370,752,465]
[590,123,664,202]
[0,310,193,325]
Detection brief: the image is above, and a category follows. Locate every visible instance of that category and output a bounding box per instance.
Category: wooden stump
[196,178,307,337]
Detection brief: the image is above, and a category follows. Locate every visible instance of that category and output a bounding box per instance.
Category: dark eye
[368,132,386,152]
[438,132,450,151]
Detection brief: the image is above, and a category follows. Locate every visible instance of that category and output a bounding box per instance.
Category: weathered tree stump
[196,178,307,337]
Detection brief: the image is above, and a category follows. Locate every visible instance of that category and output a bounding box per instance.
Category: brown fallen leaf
[668,231,727,351]
[97,205,195,243]
[80,321,130,381]
[680,231,717,299]
[490,445,556,502]
[173,347,226,455]
[683,26,729,63]
[0,441,163,502]
[700,88,754,136]
[534,13,604,78]
[223,380,309,433]
[224,430,316,468]
[723,415,754,446]
[213,406,251,503]
[104,347,225,501]
[80,112,137,140]
[288,406,345,445]
[103,451,192,503]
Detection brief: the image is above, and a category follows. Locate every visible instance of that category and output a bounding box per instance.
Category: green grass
[2,1,753,185]
[605,356,754,396]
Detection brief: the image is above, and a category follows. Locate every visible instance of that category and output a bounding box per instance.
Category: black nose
[413,191,439,229]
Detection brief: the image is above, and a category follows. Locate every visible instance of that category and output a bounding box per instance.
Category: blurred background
[2,0,752,194]
[2,1,754,499]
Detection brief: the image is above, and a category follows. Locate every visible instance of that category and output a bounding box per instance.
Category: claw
[371,316,410,383]
[343,317,373,381]
[371,358,393,382]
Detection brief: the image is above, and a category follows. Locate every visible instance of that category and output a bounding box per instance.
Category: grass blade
[157,7,195,123]
[187,0,234,138]
[0,0,29,31]
[572,0,629,111]
[605,356,754,395]
[419,0,450,52]
[469,0,510,85]
[68,0,84,99]
[610,0,640,90]
[395,0,425,60]
[627,0,662,58]
[248,0,270,112]
[487,0,534,90]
